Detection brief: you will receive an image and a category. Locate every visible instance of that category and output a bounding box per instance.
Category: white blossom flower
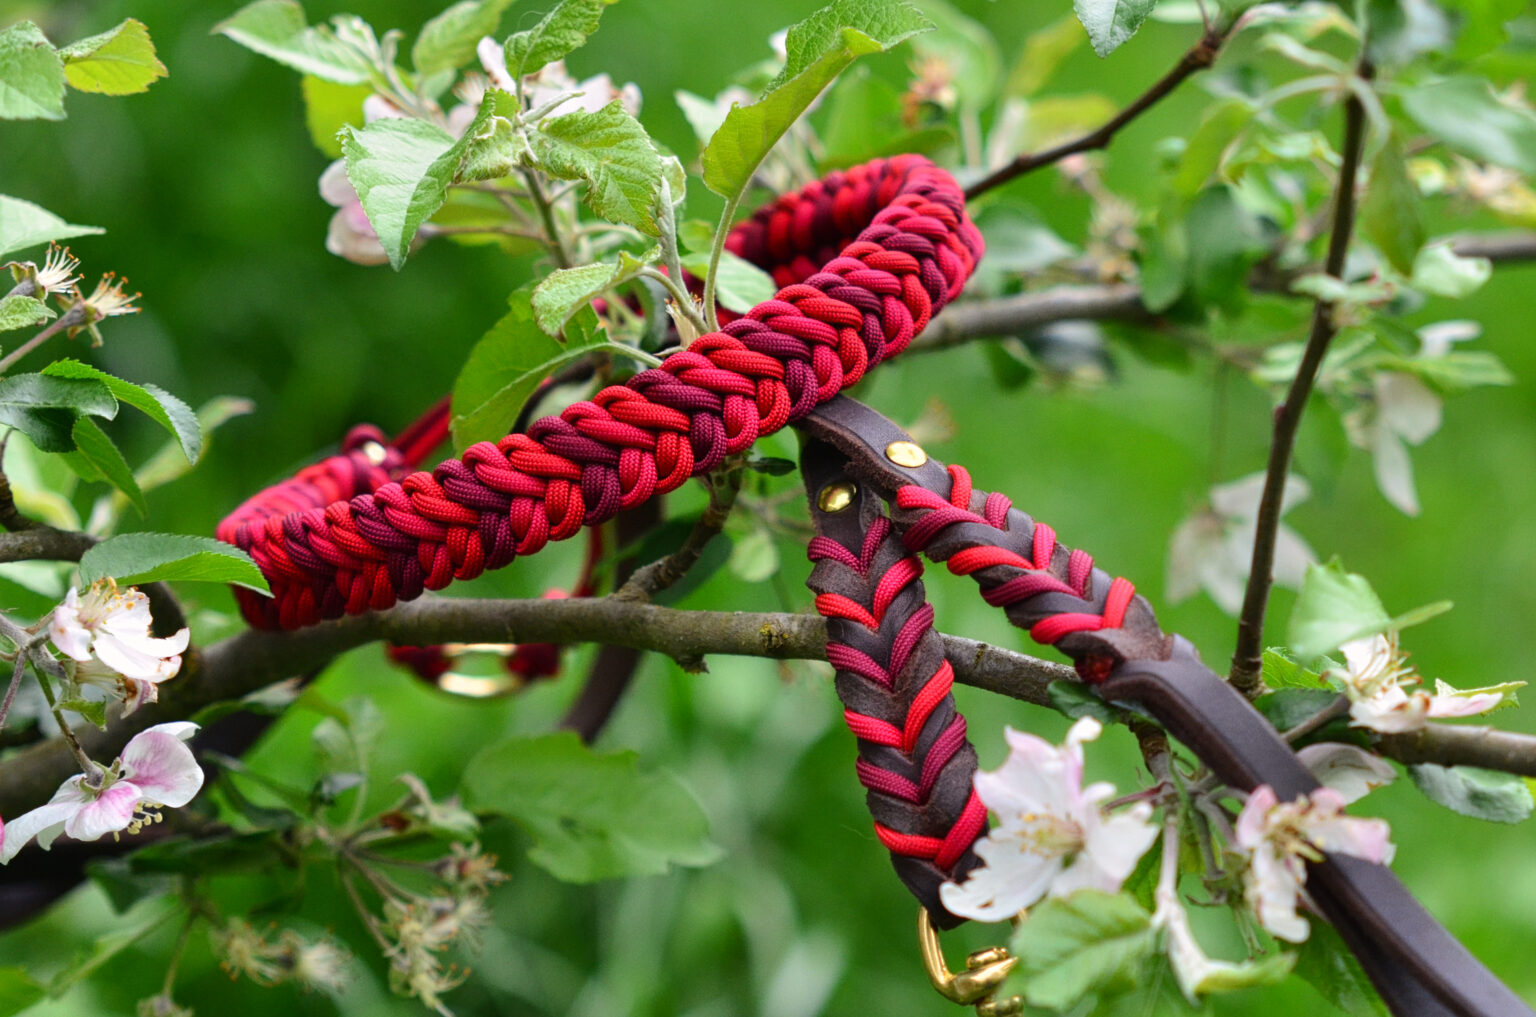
[319,160,396,266]
[939,717,1158,921]
[1295,742,1396,803]
[1329,633,1506,733]
[1167,472,1316,616]
[1344,371,1441,517]
[51,580,189,683]
[1234,784,1393,942]
[0,722,203,863]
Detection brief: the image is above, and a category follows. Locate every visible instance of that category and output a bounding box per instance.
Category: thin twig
[1230,64,1373,696]
[0,310,83,376]
[910,284,1149,351]
[616,464,743,602]
[0,653,25,733]
[521,168,572,269]
[1281,694,1351,743]
[964,24,1229,201]
[1449,231,1536,264]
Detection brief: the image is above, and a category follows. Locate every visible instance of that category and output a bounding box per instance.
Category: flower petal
[0,799,79,862]
[121,727,204,807]
[64,781,141,842]
[49,589,92,661]
[1426,691,1503,718]
[92,631,183,681]
[1235,784,1277,849]
[1372,426,1421,517]
[1297,742,1397,804]
[940,834,1061,921]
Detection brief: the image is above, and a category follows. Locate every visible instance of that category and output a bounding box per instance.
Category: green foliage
[504,0,620,79]
[1286,558,1451,659]
[1254,687,1344,732]
[1400,76,1536,176]
[679,250,776,310]
[412,0,516,76]
[1073,0,1158,57]
[57,19,167,96]
[0,295,51,331]
[0,195,102,260]
[531,248,658,335]
[1004,890,1155,1010]
[1360,137,1425,275]
[1292,921,1390,1016]
[1410,763,1536,823]
[64,416,146,515]
[1047,678,1120,724]
[341,118,463,270]
[0,968,44,1017]
[1261,648,1331,691]
[0,373,116,453]
[701,0,932,198]
[461,731,721,882]
[0,21,65,120]
[214,0,374,84]
[299,75,371,157]
[42,359,201,463]
[77,532,269,591]
[530,101,665,235]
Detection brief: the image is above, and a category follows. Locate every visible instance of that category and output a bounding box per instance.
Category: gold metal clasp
[918,909,1025,1016]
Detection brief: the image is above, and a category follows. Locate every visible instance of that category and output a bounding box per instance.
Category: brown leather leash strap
[797,394,1531,1017]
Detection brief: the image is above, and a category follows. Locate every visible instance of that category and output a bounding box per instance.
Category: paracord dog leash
[796,394,1532,1017]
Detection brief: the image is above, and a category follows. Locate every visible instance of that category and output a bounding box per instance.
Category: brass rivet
[817,481,856,513]
[360,441,387,466]
[886,440,927,468]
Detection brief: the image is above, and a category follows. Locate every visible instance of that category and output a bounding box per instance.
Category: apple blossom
[939,717,1158,922]
[50,580,189,686]
[0,722,203,864]
[1167,472,1316,616]
[1345,371,1442,517]
[1234,784,1394,942]
[1330,633,1506,733]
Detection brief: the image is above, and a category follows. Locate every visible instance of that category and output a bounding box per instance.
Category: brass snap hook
[917,908,1025,1016]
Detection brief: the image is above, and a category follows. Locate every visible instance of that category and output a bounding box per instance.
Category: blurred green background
[1,0,1534,1014]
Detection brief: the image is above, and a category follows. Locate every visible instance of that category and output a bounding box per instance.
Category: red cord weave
[218,156,983,629]
[807,514,986,927]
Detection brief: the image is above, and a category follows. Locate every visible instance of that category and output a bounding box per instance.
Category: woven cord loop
[217,156,983,629]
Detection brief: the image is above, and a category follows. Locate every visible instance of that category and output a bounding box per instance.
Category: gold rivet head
[886,440,927,468]
[360,441,388,466]
[817,481,856,513]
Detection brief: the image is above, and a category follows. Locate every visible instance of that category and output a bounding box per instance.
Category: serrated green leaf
[1004,890,1154,1010]
[456,88,529,181]
[0,294,52,331]
[58,696,108,730]
[0,21,66,120]
[1370,138,1425,279]
[1074,0,1158,57]
[1294,920,1389,1016]
[413,0,515,76]
[1047,678,1119,723]
[1410,763,1535,823]
[0,967,44,1017]
[43,359,201,463]
[58,19,167,96]
[680,250,776,311]
[67,416,146,516]
[78,532,269,592]
[213,0,374,84]
[1410,243,1492,298]
[0,195,103,260]
[1401,76,1536,176]
[461,730,721,882]
[702,0,932,199]
[1261,648,1330,690]
[505,0,619,78]
[532,261,621,336]
[0,373,117,452]
[1287,559,1391,658]
[300,75,371,157]
[531,101,663,234]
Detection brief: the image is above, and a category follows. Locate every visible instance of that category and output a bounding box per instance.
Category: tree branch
[964,25,1229,201]
[1449,230,1536,265]
[1374,724,1536,778]
[910,284,1149,352]
[1230,66,1372,696]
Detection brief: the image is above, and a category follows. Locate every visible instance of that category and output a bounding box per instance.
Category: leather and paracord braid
[217,156,983,630]
[802,439,986,928]
[796,395,1531,1017]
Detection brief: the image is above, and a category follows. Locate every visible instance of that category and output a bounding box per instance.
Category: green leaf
[0,21,66,120]
[0,373,117,453]
[43,359,201,463]
[300,75,371,157]
[1261,648,1330,690]
[342,116,470,270]
[213,0,374,84]
[531,247,657,335]
[1004,890,1154,1010]
[1363,0,1452,65]
[1409,243,1492,298]
[1286,558,1451,658]
[1409,763,1535,823]
[1432,677,1524,712]
[58,695,108,730]
[49,898,178,996]
[461,730,721,882]
[0,195,103,260]
[452,292,652,450]
[1400,76,1536,176]
[57,19,167,96]
[1399,351,1515,393]
[1172,99,1252,198]
[702,0,932,199]
[680,250,776,311]
[505,0,619,78]
[1254,687,1344,734]
[0,968,44,1017]
[1006,15,1086,98]
[1047,679,1119,724]
[78,532,270,592]
[1293,920,1390,1016]
[530,101,664,235]
[67,416,146,516]
[413,0,515,76]
[727,527,779,582]
[1074,0,1158,57]
[0,294,52,331]
[1361,137,1425,276]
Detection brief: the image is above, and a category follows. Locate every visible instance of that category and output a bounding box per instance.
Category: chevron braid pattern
[217,156,983,629]
[894,465,1172,679]
[807,514,987,927]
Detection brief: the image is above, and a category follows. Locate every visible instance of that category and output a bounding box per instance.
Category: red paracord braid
[218,156,983,629]
[895,464,1158,678]
[807,514,986,927]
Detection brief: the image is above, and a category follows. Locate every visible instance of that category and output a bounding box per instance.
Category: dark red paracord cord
[218,156,983,630]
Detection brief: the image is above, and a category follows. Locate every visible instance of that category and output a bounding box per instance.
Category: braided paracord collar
[796,395,1532,1017]
[217,156,982,630]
